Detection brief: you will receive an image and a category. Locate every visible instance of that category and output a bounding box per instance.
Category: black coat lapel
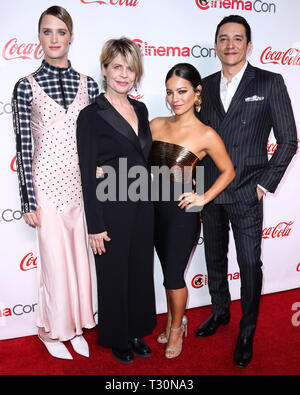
[128,97,149,156]
[208,72,226,120]
[221,63,256,130]
[95,93,146,160]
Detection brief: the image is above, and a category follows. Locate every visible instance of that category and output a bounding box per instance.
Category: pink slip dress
[27,74,96,341]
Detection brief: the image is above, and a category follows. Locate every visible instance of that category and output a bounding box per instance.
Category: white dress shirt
[220,61,248,112]
[219,61,267,195]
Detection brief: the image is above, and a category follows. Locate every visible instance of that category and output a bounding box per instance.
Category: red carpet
[0,288,299,376]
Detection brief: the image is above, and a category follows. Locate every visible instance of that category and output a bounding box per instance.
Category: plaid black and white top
[12,60,99,213]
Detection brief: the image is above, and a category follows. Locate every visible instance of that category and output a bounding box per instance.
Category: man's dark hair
[215,15,252,44]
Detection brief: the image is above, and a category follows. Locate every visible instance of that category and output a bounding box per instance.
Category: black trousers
[202,197,263,338]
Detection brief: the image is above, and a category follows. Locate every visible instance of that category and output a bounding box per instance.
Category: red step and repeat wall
[0,0,299,340]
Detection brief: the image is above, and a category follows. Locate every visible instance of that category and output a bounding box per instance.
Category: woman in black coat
[76,38,156,364]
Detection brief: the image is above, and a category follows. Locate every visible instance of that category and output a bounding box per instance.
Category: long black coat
[77,93,156,349]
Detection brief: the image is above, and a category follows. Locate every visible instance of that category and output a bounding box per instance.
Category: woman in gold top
[148,63,235,359]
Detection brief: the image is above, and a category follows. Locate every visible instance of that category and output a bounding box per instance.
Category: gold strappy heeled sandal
[165,315,188,359]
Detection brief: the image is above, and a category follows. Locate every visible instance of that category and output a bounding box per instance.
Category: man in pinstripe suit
[195,15,297,367]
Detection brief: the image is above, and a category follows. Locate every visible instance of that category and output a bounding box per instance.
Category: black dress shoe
[234,335,253,368]
[129,338,151,358]
[112,347,134,364]
[195,313,230,337]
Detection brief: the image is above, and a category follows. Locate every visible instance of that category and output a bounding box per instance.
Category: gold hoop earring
[194,94,202,113]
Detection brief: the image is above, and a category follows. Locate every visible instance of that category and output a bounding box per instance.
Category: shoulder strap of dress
[26,62,45,89]
[26,74,34,86]
[79,74,88,90]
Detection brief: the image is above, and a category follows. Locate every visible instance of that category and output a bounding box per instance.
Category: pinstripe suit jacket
[200,63,297,204]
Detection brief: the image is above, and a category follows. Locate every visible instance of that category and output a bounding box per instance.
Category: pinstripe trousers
[202,196,264,338]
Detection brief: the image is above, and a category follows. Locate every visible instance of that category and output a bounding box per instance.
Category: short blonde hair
[100,37,143,86]
[38,6,73,34]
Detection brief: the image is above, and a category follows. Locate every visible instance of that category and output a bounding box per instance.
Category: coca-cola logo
[80,0,139,6]
[267,141,278,156]
[262,221,294,239]
[297,263,300,272]
[195,0,276,13]
[261,47,300,66]
[128,93,144,101]
[267,139,300,156]
[3,38,43,61]
[81,0,107,4]
[20,252,38,272]
[10,155,17,172]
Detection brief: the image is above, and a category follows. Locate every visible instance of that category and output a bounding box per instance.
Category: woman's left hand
[89,231,111,255]
[178,191,205,210]
[96,166,104,179]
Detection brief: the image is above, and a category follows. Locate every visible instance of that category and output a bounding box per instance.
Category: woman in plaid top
[12,6,99,360]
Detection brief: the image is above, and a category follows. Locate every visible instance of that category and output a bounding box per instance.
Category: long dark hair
[165,63,202,90]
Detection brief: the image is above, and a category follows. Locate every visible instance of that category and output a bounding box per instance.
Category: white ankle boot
[38,335,73,360]
[70,335,89,358]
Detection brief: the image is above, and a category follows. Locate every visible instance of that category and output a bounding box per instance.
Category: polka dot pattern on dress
[27,75,90,213]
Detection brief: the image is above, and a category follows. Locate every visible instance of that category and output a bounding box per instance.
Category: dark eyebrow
[218,34,244,39]
[166,87,188,91]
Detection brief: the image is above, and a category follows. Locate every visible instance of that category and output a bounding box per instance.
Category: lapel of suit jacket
[128,96,149,158]
[207,72,226,121]
[95,93,146,160]
[220,63,256,131]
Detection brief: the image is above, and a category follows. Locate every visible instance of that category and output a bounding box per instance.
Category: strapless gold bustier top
[148,140,199,183]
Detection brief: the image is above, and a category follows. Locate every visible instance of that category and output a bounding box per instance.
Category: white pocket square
[245,95,264,102]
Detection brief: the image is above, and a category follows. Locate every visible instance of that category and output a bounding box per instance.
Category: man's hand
[257,186,265,201]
